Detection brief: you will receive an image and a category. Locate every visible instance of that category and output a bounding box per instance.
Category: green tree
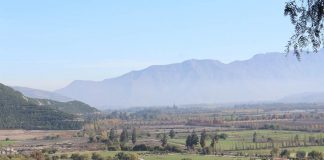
[186,130,199,150]
[308,150,323,160]
[252,132,257,143]
[109,128,116,142]
[131,128,137,145]
[161,133,168,147]
[270,147,280,158]
[120,128,129,146]
[210,133,220,153]
[280,149,291,158]
[296,150,306,160]
[200,129,207,148]
[284,0,324,57]
[169,129,176,139]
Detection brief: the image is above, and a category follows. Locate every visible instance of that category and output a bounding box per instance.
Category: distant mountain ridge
[279,92,324,103]
[56,52,324,108]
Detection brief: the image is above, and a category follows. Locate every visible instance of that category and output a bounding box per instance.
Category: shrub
[92,152,105,160]
[60,154,69,159]
[133,144,148,151]
[107,146,120,151]
[165,144,183,153]
[114,152,138,160]
[201,147,212,155]
[120,145,132,151]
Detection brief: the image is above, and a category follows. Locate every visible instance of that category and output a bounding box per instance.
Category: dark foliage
[285,0,324,58]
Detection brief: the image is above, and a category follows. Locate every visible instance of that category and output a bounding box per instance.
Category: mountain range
[54,52,324,109]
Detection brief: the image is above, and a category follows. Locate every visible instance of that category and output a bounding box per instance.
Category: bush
[60,154,69,159]
[133,144,148,151]
[152,146,164,151]
[165,144,183,153]
[92,152,105,160]
[107,146,120,151]
[52,155,59,160]
[201,147,212,155]
[114,152,138,160]
[120,145,132,151]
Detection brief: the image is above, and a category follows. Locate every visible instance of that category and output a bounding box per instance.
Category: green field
[63,151,249,160]
[56,129,324,159]
[0,140,15,146]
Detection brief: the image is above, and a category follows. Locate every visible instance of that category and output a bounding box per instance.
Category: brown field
[0,130,78,141]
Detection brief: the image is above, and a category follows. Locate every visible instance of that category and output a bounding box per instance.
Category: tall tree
[131,128,137,145]
[120,128,129,146]
[169,129,176,139]
[296,150,306,160]
[109,128,116,142]
[284,0,324,58]
[200,129,207,148]
[210,132,220,153]
[161,133,168,147]
[186,130,199,150]
[252,132,257,143]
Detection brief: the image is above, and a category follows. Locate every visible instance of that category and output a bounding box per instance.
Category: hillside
[36,99,99,114]
[0,83,83,130]
[56,52,324,108]
[13,86,72,102]
[12,87,98,114]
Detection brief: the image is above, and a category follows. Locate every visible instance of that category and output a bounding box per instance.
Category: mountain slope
[13,86,72,102]
[12,87,98,114]
[0,83,82,130]
[35,99,99,114]
[56,52,324,108]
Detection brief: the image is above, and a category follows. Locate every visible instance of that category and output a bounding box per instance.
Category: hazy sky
[0,0,293,90]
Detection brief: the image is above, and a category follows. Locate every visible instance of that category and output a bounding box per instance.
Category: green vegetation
[0,83,83,130]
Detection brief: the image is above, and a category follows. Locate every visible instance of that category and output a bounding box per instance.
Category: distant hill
[13,86,72,102]
[35,99,99,115]
[56,52,324,108]
[12,86,98,114]
[279,92,324,103]
[0,83,82,130]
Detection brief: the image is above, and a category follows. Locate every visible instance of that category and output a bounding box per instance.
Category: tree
[210,133,219,154]
[161,133,168,147]
[308,150,323,160]
[169,129,176,139]
[200,129,207,148]
[186,135,192,149]
[252,132,257,143]
[120,128,129,146]
[270,147,280,158]
[186,130,199,150]
[191,130,199,149]
[284,0,324,58]
[131,128,137,145]
[109,128,116,142]
[280,149,291,158]
[296,150,306,160]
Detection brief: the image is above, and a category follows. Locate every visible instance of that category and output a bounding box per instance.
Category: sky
[0,0,293,91]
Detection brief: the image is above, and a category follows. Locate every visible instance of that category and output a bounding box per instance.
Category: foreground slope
[57,52,324,108]
[0,83,82,130]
